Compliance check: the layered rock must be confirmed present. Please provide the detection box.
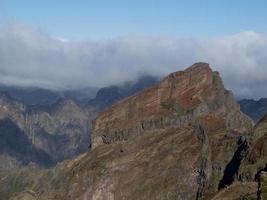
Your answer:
[92,63,252,149]
[0,63,255,200]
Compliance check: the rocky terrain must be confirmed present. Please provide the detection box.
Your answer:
[0,75,158,171]
[0,93,96,170]
[1,63,267,199]
[239,98,267,122]
[210,114,267,199]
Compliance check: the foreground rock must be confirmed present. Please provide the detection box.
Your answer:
[0,63,255,199]
[239,115,267,181]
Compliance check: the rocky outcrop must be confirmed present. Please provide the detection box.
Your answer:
[89,63,253,198]
[92,62,252,148]
[238,114,267,182]
[207,114,267,199]
[0,63,255,199]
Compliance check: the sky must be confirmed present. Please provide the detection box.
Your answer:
[1,0,267,40]
[0,0,267,98]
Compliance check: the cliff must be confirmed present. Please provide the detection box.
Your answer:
[92,63,252,149]
[0,63,256,200]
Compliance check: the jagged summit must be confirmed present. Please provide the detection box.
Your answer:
[0,63,256,200]
[184,61,210,71]
[92,62,252,149]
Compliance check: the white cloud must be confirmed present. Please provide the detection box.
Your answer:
[0,23,267,98]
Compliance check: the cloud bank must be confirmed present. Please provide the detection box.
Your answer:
[0,23,267,98]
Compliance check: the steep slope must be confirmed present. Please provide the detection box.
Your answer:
[208,115,267,200]
[0,94,95,170]
[0,75,158,170]
[0,118,53,169]
[239,98,267,122]
[90,62,253,198]
[92,63,252,149]
[0,63,254,200]
[239,115,267,180]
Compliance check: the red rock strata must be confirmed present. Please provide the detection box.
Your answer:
[92,63,252,149]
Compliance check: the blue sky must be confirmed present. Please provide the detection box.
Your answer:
[0,0,266,39]
[0,1,267,98]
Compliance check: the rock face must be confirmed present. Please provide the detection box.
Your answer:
[86,63,253,199]
[92,63,252,149]
[0,94,95,169]
[239,114,267,181]
[208,114,267,199]
[0,63,256,200]
[0,76,157,170]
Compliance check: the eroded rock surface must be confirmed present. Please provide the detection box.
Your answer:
[92,63,252,149]
[0,63,255,200]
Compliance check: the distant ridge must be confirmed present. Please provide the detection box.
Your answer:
[239,98,267,122]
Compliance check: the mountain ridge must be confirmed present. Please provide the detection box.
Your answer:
[0,94,94,170]
[239,98,267,122]
[0,62,262,200]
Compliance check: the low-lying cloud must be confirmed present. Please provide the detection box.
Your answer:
[0,23,267,99]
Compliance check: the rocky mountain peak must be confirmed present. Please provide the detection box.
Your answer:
[184,62,211,73]
[92,62,253,149]
[0,63,257,200]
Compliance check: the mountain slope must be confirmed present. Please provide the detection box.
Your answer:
[0,118,53,169]
[209,114,267,199]
[0,93,95,170]
[0,63,255,200]
[0,75,158,170]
